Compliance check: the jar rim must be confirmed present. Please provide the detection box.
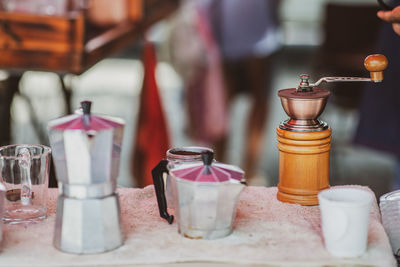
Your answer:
[166,146,213,161]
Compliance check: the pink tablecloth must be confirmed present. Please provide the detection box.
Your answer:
[0,185,396,266]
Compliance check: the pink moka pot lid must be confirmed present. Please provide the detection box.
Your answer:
[49,101,124,132]
[170,151,245,183]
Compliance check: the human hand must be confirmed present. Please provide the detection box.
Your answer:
[377,6,400,35]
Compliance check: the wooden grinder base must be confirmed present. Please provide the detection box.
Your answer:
[276,127,331,206]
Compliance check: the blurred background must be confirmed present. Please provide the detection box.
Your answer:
[0,0,398,198]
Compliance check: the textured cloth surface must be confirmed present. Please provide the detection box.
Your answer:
[0,186,396,267]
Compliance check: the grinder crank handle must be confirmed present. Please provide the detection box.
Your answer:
[306,54,388,89]
[364,54,388,82]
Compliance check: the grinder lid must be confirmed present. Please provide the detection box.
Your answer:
[278,74,330,100]
[278,88,330,100]
[48,100,124,132]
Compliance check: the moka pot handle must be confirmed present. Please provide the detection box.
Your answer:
[151,160,174,224]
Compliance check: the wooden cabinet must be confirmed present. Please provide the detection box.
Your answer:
[0,0,179,74]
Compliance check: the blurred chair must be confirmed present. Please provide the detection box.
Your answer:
[314,2,382,109]
[312,3,382,184]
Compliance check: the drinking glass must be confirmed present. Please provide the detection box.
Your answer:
[0,145,51,224]
[380,190,400,256]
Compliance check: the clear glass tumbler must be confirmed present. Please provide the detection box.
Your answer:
[0,144,51,224]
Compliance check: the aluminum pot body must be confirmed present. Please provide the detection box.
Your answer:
[53,193,123,254]
[169,164,244,239]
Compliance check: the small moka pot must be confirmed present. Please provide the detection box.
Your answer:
[48,101,125,254]
[277,54,388,205]
[152,151,246,239]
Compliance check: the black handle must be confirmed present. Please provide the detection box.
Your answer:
[81,101,92,115]
[201,151,214,175]
[151,160,174,224]
[81,101,92,127]
[377,0,395,10]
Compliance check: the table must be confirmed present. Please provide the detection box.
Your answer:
[0,185,396,266]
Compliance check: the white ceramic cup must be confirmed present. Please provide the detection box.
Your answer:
[318,188,373,258]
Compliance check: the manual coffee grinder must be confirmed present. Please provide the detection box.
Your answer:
[277,54,388,205]
[47,101,125,254]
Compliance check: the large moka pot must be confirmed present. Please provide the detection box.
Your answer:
[47,101,125,254]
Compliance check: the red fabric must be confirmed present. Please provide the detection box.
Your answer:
[132,41,170,187]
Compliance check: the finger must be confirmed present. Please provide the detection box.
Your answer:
[393,23,400,35]
[378,6,400,23]
[391,6,400,21]
[377,10,393,22]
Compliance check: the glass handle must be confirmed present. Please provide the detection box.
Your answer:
[17,147,33,206]
[151,160,174,224]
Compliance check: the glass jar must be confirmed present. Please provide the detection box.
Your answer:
[164,147,214,209]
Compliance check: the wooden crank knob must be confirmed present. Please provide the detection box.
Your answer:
[364,54,388,82]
